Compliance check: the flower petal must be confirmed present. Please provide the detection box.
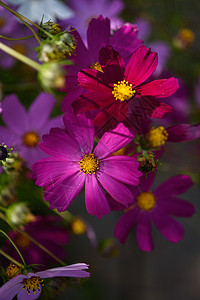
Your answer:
[17,286,41,300]
[136,213,154,252]
[98,171,134,206]
[63,112,94,154]
[36,263,89,278]
[94,123,134,159]
[2,94,29,134]
[28,92,55,131]
[85,174,110,218]
[167,123,200,142]
[114,207,140,244]
[159,196,195,217]
[101,156,141,185]
[125,45,158,86]
[138,78,179,98]
[0,275,25,300]
[78,68,112,91]
[154,175,193,198]
[152,210,185,243]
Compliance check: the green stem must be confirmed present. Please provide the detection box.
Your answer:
[0,230,26,266]
[0,206,7,212]
[0,1,53,39]
[0,249,23,268]
[0,42,41,71]
[0,35,34,41]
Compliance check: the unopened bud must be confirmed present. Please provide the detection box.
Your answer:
[38,21,62,40]
[138,154,159,174]
[6,202,36,227]
[38,62,66,91]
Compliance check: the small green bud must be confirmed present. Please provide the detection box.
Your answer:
[6,202,36,227]
[38,21,62,40]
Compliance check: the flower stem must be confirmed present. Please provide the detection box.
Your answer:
[0,35,34,41]
[0,229,26,266]
[0,41,41,71]
[0,206,7,212]
[0,249,23,268]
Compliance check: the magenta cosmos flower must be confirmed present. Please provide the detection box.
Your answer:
[0,92,63,167]
[32,112,142,218]
[114,173,195,252]
[4,216,69,268]
[72,45,179,131]
[61,15,143,111]
[0,263,89,300]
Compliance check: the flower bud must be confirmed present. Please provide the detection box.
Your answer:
[38,62,66,91]
[38,21,62,40]
[6,202,36,227]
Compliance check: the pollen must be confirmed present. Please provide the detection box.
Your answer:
[79,154,99,174]
[137,192,156,211]
[23,131,40,147]
[112,80,136,102]
[146,126,168,148]
[22,276,44,295]
[15,232,31,249]
[71,218,86,235]
[6,263,21,279]
[90,62,103,72]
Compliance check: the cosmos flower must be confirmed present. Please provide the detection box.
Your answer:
[0,92,63,167]
[0,263,89,300]
[61,15,143,112]
[6,0,74,23]
[72,45,179,131]
[60,0,124,42]
[114,173,195,252]
[32,112,142,218]
[3,216,69,268]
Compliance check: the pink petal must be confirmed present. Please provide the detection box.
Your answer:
[136,213,154,252]
[2,94,29,134]
[37,263,89,278]
[125,45,158,86]
[159,196,195,217]
[167,123,200,142]
[63,112,94,154]
[61,87,84,112]
[152,210,184,243]
[78,68,112,91]
[98,171,134,206]
[114,207,140,244]
[154,175,193,197]
[28,92,55,130]
[138,78,179,98]
[101,156,141,185]
[85,174,110,218]
[93,123,134,159]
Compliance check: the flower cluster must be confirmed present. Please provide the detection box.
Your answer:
[0,0,200,299]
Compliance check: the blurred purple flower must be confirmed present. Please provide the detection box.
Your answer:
[61,0,124,42]
[32,112,142,218]
[4,215,69,268]
[0,263,89,300]
[0,92,63,167]
[114,173,195,252]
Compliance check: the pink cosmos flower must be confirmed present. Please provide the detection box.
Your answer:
[61,15,143,111]
[72,45,179,132]
[114,173,195,252]
[4,216,69,268]
[32,112,142,218]
[0,92,63,167]
[0,263,89,300]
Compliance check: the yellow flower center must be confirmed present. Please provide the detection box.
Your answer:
[136,192,156,211]
[90,61,103,72]
[79,154,99,174]
[15,232,31,249]
[23,131,40,147]
[179,28,195,44]
[22,276,44,295]
[112,80,136,102]
[6,263,21,279]
[146,126,168,148]
[71,218,86,235]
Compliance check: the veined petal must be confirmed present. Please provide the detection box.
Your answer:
[78,68,111,91]
[136,213,154,252]
[2,94,29,134]
[138,78,179,98]
[114,208,140,244]
[152,210,185,243]
[125,46,158,86]
[0,275,25,300]
[94,123,134,159]
[85,174,110,218]
[63,112,94,154]
[154,175,193,197]
[167,123,200,142]
[101,156,141,185]
[36,263,89,278]
[98,171,134,206]
[28,92,55,131]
